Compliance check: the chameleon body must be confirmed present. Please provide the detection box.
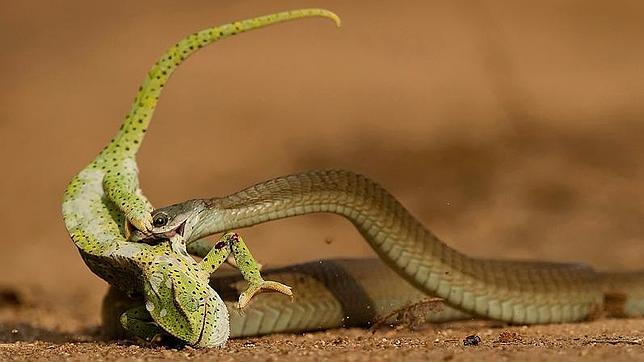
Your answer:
[62,9,340,347]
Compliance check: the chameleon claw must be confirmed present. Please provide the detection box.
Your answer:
[237,280,293,309]
[126,211,154,234]
[124,220,134,239]
[124,212,154,241]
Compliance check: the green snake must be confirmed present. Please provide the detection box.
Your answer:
[126,169,644,336]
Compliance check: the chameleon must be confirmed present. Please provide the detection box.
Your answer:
[62,9,341,347]
[129,169,644,330]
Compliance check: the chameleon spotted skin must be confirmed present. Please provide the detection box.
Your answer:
[117,232,289,347]
[61,9,340,347]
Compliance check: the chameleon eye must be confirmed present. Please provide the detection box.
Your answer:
[152,213,169,228]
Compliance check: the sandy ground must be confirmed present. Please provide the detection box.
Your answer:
[2,0,644,360]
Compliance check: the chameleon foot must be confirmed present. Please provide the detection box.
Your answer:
[123,207,154,240]
[102,167,154,234]
[126,209,154,234]
[237,280,293,309]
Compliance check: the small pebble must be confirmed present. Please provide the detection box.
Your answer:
[463,334,481,346]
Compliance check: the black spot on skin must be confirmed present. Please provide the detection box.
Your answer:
[214,241,226,249]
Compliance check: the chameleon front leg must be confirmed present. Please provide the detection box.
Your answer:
[187,238,261,270]
[101,159,154,234]
[198,232,292,309]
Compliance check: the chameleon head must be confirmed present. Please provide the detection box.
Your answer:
[141,251,230,347]
[129,199,207,243]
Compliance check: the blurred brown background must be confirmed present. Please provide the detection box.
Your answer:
[1,0,644,328]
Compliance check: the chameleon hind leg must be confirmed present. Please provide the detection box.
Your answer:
[198,232,292,309]
[101,286,165,342]
[119,305,166,341]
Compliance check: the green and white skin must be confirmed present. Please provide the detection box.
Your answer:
[62,9,341,348]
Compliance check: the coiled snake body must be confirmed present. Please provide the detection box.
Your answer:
[118,170,644,337]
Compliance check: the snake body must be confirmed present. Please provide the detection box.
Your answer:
[192,170,601,324]
[214,258,471,337]
[104,257,644,338]
[103,258,470,338]
[142,169,644,326]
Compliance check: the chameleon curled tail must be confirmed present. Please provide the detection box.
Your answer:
[107,8,341,160]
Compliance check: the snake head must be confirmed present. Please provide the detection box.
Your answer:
[129,199,207,244]
[142,251,230,347]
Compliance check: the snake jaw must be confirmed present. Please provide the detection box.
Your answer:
[159,220,187,240]
[176,221,186,238]
[126,217,189,245]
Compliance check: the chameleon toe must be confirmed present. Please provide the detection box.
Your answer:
[237,280,294,310]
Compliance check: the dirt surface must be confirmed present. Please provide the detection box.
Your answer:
[2,319,644,361]
[2,0,644,360]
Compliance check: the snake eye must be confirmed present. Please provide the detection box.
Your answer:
[152,213,169,228]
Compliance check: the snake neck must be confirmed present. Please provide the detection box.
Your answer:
[197,169,460,257]
[195,169,469,290]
